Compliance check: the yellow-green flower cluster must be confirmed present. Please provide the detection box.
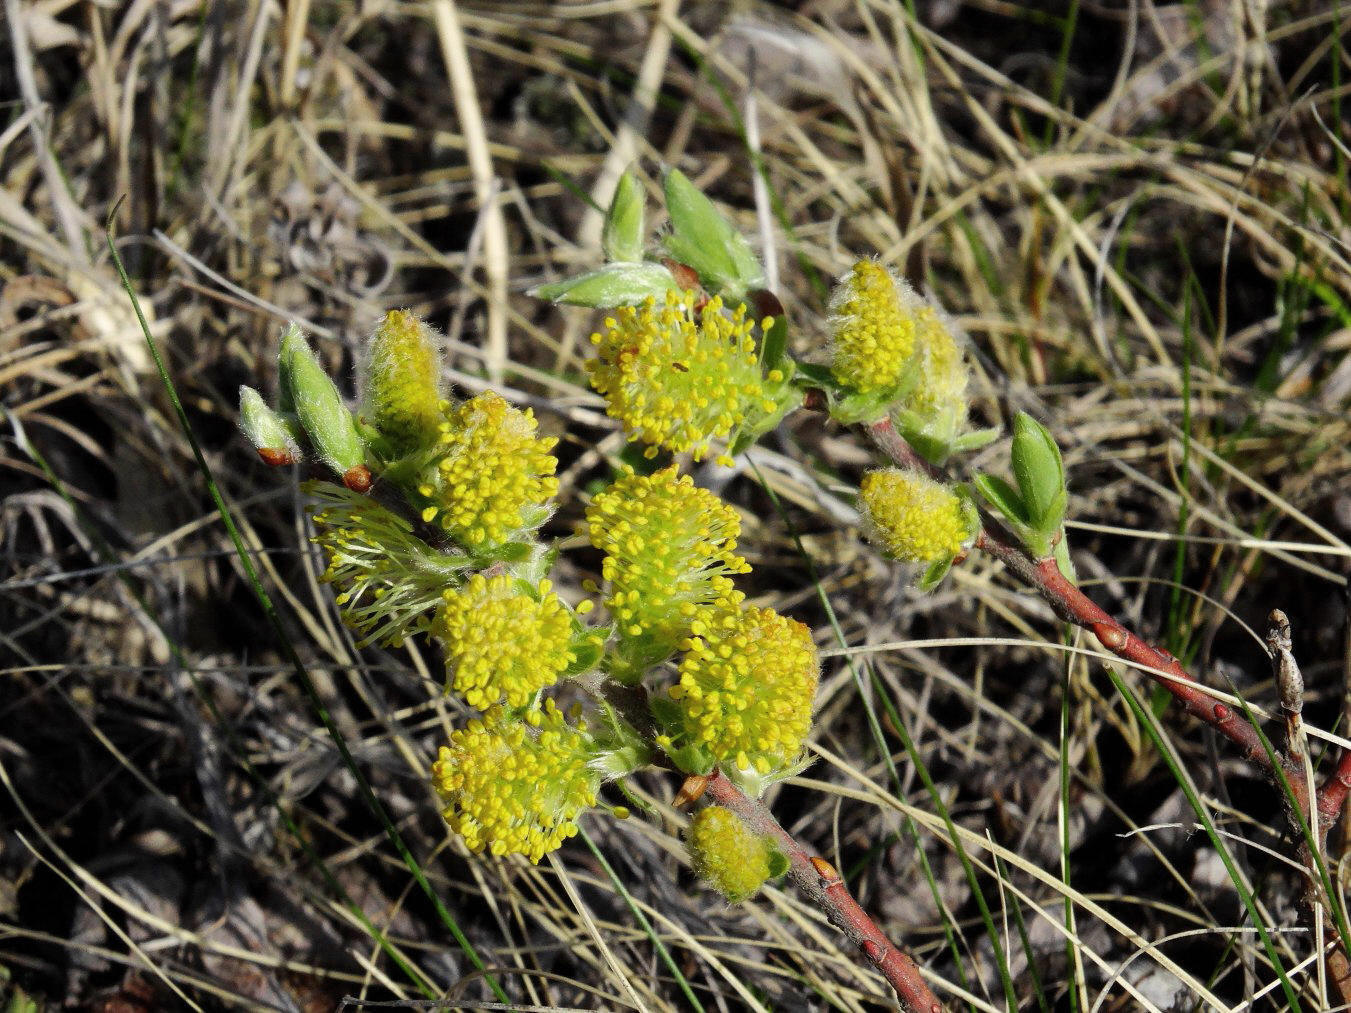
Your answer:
[668,605,818,774]
[686,805,777,903]
[906,305,968,431]
[310,482,465,647]
[587,289,778,465]
[860,468,971,564]
[431,701,598,863]
[438,574,574,710]
[363,309,444,455]
[829,260,922,395]
[415,391,559,551]
[587,465,750,653]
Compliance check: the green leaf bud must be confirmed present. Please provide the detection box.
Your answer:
[279,323,366,480]
[971,473,1028,527]
[686,805,783,903]
[1011,411,1066,536]
[239,385,301,466]
[662,169,764,297]
[602,171,646,263]
[530,263,680,309]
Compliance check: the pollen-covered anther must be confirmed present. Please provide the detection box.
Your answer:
[859,468,972,565]
[415,391,559,551]
[438,574,575,710]
[669,604,818,774]
[431,701,598,864]
[586,289,769,462]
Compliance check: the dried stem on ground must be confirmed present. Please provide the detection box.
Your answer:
[702,770,944,1013]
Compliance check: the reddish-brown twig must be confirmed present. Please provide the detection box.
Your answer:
[864,413,1351,999]
[864,416,1317,817]
[702,770,944,1012]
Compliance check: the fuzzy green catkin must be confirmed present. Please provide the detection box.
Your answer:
[686,806,777,902]
[363,310,444,456]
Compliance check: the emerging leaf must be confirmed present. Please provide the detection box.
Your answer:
[602,171,646,264]
[530,262,680,308]
[662,169,764,297]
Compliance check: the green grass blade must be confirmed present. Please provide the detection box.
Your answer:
[1105,667,1303,1010]
[7,415,435,998]
[579,828,706,1012]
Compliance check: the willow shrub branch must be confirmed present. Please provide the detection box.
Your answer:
[862,415,1333,823]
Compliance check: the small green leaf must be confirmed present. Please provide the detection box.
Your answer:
[918,557,954,592]
[648,699,716,774]
[529,262,679,308]
[760,312,789,374]
[951,426,1001,453]
[831,389,894,426]
[1011,411,1066,532]
[1052,529,1076,583]
[279,323,365,475]
[766,846,790,879]
[972,473,1029,526]
[662,169,764,296]
[479,540,533,565]
[727,375,800,456]
[792,361,837,388]
[591,743,652,779]
[831,355,920,426]
[565,627,608,676]
[602,171,646,263]
[512,541,560,587]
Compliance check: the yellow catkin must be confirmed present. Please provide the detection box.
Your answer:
[907,308,968,426]
[438,574,574,710]
[431,701,598,864]
[829,261,920,395]
[686,806,774,903]
[586,465,750,650]
[310,483,463,647]
[859,469,970,564]
[364,310,444,454]
[416,391,559,551]
[669,604,818,775]
[587,289,772,464]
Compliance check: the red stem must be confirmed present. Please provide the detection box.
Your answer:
[703,770,944,1012]
[1321,750,1351,828]
[865,417,1318,820]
